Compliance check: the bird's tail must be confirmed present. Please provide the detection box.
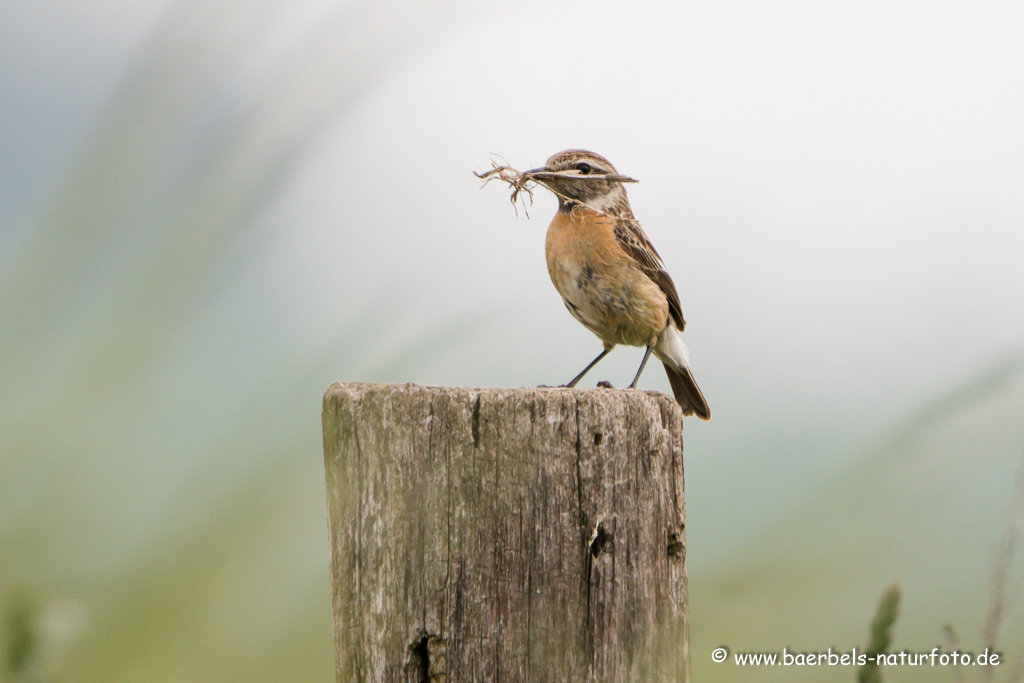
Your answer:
[664,362,712,421]
[655,324,712,421]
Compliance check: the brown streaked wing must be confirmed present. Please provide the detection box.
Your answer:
[614,219,686,331]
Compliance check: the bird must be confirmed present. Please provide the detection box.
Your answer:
[525,149,711,420]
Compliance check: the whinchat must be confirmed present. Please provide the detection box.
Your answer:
[487,149,711,420]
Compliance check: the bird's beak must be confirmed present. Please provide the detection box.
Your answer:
[523,167,639,185]
[523,167,565,185]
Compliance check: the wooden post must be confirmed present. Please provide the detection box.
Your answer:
[322,383,689,682]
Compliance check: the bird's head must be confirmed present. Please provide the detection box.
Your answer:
[526,150,637,213]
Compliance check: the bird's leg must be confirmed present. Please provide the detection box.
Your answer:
[628,345,654,389]
[563,348,611,388]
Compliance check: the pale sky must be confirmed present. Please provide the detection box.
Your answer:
[3,0,1023,566]
[278,0,1024,556]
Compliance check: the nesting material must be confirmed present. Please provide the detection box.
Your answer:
[474,163,536,213]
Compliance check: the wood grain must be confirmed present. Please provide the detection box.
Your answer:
[322,383,688,682]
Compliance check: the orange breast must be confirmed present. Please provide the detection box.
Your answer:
[544,208,668,348]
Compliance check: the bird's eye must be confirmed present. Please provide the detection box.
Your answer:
[576,162,592,174]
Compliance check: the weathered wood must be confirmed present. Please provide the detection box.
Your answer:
[322,383,688,682]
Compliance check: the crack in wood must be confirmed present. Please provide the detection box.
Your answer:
[589,522,612,559]
[409,632,433,683]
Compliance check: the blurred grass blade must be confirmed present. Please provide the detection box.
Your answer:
[858,582,900,683]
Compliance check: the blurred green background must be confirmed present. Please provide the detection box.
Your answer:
[2,1,1023,681]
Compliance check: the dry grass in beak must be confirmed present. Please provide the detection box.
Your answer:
[474,162,535,215]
